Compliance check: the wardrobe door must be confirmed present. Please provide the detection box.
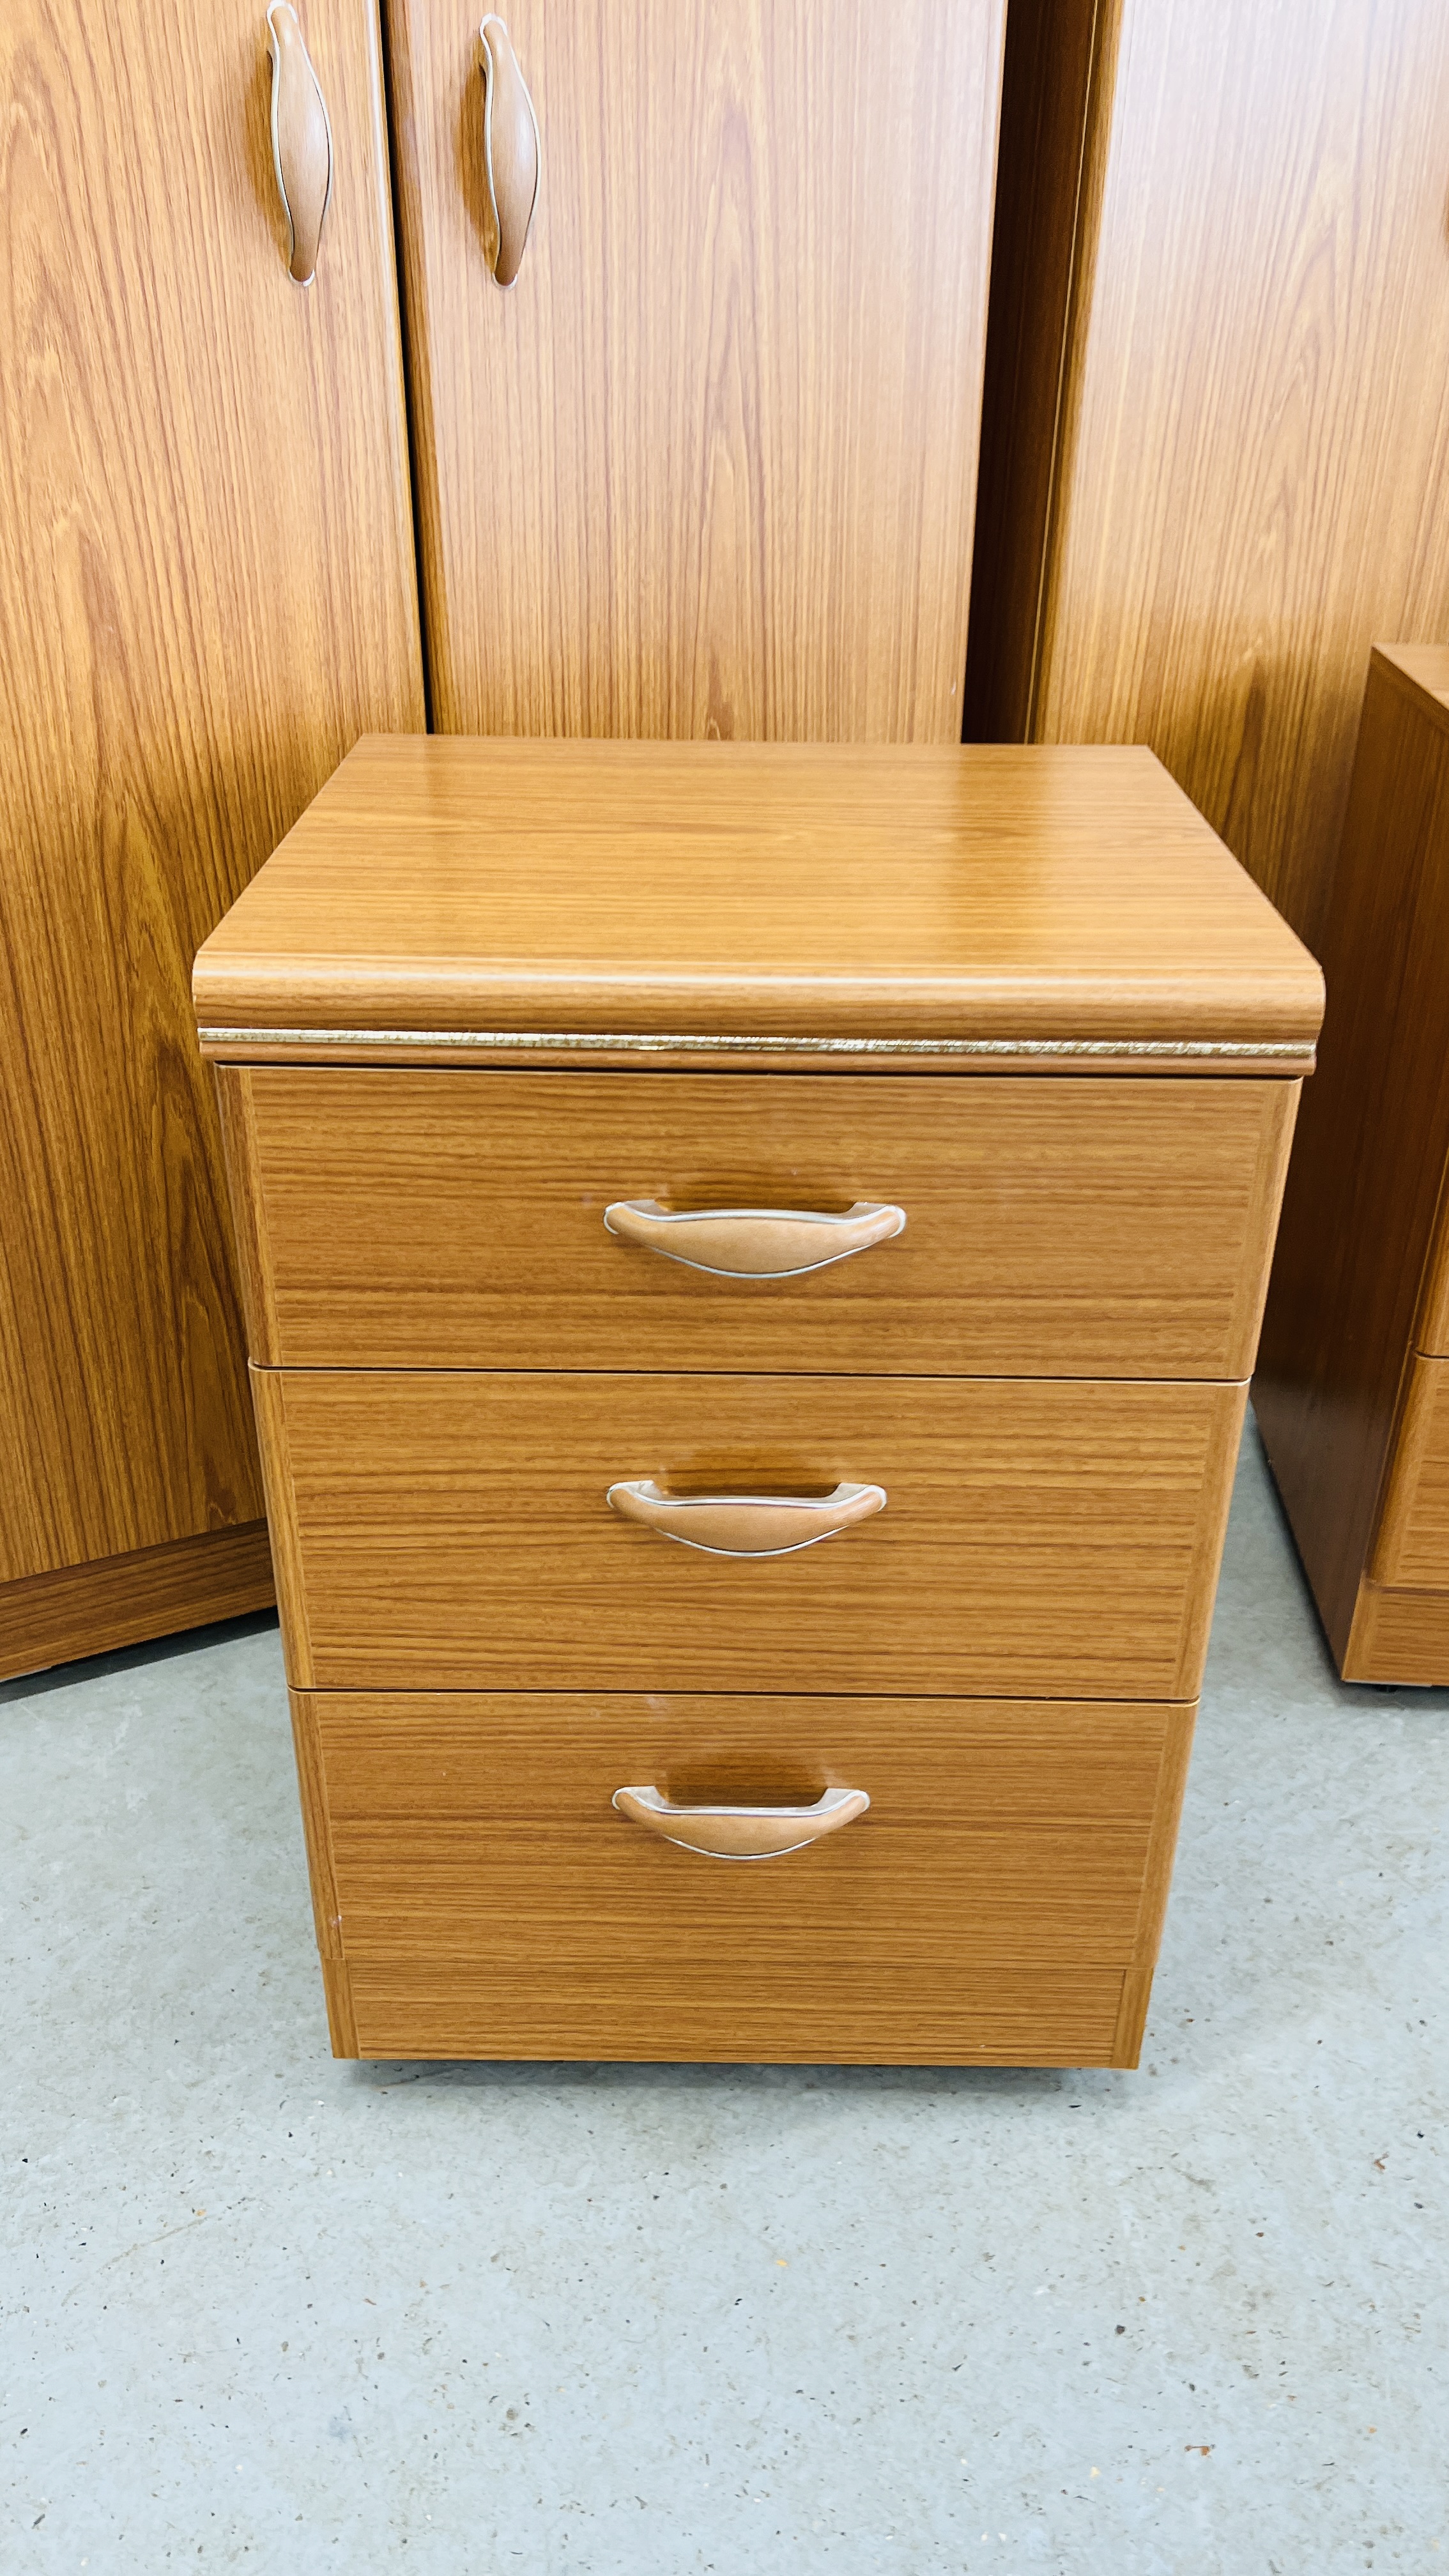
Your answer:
[965,0,1449,947]
[387,0,1006,742]
[0,3,424,1675]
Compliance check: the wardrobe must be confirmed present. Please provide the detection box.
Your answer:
[0,1,1006,1676]
[965,0,1449,949]
[0,1,423,1675]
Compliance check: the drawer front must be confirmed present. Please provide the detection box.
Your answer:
[224,1068,1295,1376]
[1370,1352,1449,1589]
[256,1369,1243,1698]
[302,1691,1193,2064]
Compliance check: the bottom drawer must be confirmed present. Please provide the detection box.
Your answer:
[295,1692,1195,2067]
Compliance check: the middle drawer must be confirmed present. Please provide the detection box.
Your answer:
[255,1369,1244,1699]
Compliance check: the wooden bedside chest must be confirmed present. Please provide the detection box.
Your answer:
[1256,647,1449,1682]
[194,739,1322,2067]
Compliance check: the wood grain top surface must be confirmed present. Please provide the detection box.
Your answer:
[194,737,1322,1054]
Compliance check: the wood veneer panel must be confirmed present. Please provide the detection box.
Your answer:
[1342,1579,1449,1687]
[1000,0,1449,947]
[0,1522,273,1682]
[344,1961,1125,2068]
[1368,1356,1449,1592]
[257,1370,1245,1700]
[313,1694,1177,1966]
[235,1068,1296,1379]
[0,4,424,1598]
[309,1687,1169,2062]
[385,0,1005,744]
[192,738,1323,1055]
[1255,649,1449,1666]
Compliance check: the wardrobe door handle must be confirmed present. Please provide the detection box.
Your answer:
[605,1479,886,1557]
[613,1784,870,1861]
[266,4,333,285]
[479,13,540,285]
[602,1200,907,1279]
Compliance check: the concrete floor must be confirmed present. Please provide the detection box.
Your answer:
[1,1414,1445,2574]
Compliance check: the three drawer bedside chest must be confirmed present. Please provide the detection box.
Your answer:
[1255,645,1449,1682]
[194,738,1322,2069]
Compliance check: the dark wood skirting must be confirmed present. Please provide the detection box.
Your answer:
[0,1521,275,1682]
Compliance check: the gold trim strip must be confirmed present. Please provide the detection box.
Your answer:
[197,1025,1310,1062]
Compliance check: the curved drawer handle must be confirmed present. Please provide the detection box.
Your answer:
[266,4,334,286]
[605,1478,885,1558]
[480,14,540,286]
[603,1200,907,1280]
[613,1784,870,1861]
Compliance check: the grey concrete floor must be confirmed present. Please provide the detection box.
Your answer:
[1,1413,1445,2575]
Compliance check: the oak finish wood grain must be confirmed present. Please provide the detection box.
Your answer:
[0,3,424,1646]
[227,1064,1298,1379]
[1255,648,1449,1673]
[254,1369,1245,1701]
[316,1693,1174,1963]
[385,0,1005,742]
[342,1958,1126,2068]
[0,1521,273,1682]
[192,738,1324,1054]
[303,1689,1192,2063]
[1368,1356,1449,1593]
[978,0,1449,947]
[1342,1580,1449,1687]
[206,743,1304,2062]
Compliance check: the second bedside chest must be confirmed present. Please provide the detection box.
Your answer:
[196,737,1322,2069]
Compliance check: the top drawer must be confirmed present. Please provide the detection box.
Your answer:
[219,1068,1295,1377]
